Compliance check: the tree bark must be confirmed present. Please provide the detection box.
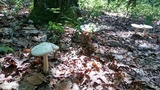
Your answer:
[29,0,80,24]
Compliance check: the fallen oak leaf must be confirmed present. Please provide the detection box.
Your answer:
[26,75,42,85]
[26,73,45,85]
[37,73,46,82]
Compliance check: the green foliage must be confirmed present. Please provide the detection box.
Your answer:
[59,6,81,25]
[29,2,34,10]
[130,3,160,24]
[48,21,65,33]
[79,0,160,24]
[48,34,59,43]
[79,0,127,13]
[47,21,65,43]
[0,44,14,54]
[74,17,84,30]
[2,0,33,10]
[29,0,80,24]
[106,1,127,13]
[79,0,107,10]
[50,8,60,13]
[12,0,23,9]
[146,0,160,7]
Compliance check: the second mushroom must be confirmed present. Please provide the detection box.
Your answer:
[131,24,153,36]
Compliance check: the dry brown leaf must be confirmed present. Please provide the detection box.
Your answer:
[54,79,72,90]
[23,49,31,53]
[26,73,45,85]
[92,61,100,71]
[31,57,43,66]
[108,60,118,71]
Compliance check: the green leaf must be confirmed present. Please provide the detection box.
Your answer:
[0,47,8,52]
[7,47,14,52]
[50,8,60,13]
[0,44,14,53]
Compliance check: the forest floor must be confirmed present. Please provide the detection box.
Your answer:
[0,8,160,90]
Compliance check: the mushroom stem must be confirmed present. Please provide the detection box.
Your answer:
[134,28,138,34]
[143,28,147,36]
[43,54,48,73]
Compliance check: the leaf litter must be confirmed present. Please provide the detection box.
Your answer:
[0,5,160,90]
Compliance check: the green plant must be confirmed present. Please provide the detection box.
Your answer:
[147,0,160,7]
[79,0,160,21]
[47,21,65,43]
[106,1,127,13]
[0,44,14,54]
[29,2,34,10]
[2,0,33,10]
[130,3,160,23]
[50,8,60,13]
[48,21,65,33]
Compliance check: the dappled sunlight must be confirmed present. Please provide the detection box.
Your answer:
[50,47,133,89]
[135,40,159,50]
[0,0,160,89]
[107,31,134,38]
[103,12,129,18]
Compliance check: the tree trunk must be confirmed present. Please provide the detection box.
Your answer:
[29,0,80,24]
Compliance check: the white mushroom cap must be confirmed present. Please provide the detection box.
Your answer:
[131,24,153,29]
[131,24,143,29]
[143,24,153,29]
[80,23,98,32]
[31,42,59,56]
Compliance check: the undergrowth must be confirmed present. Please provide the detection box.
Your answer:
[79,0,160,24]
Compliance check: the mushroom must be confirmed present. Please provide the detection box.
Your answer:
[142,24,153,36]
[80,23,97,42]
[131,24,143,34]
[131,24,153,36]
[31,42,59,73]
